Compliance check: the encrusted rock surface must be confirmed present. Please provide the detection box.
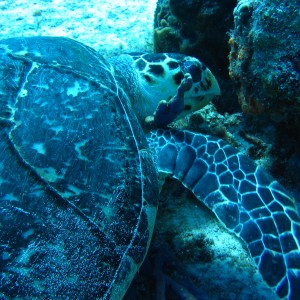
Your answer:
[229,0,300,116]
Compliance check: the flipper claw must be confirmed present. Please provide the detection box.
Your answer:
[144,74,193,129]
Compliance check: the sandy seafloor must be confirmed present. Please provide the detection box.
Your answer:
[0,0,156,56]
[0,1,280,299]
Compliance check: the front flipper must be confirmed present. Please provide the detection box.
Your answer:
[147,129,300,300]
[144,74,193,129]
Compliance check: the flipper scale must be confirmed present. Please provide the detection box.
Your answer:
[147,129,300,299]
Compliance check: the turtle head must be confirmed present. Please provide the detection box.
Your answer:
[131,53,220,119]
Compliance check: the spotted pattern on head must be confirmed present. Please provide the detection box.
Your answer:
[130,53,220,114]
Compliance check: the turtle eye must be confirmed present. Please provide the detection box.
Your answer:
[194,87,199,93]
[184,104,191,111]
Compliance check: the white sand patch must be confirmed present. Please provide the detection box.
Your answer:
[0,0,157,56]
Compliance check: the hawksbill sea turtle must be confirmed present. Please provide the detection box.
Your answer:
[0,36,299,300]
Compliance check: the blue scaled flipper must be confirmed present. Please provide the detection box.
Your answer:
[147,129,300,300]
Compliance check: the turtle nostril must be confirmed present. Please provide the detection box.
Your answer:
[194,87,199,93]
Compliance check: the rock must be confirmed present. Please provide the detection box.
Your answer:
[229,0,300,116]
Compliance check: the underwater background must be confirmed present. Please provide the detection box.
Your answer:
[1,0,299,299]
